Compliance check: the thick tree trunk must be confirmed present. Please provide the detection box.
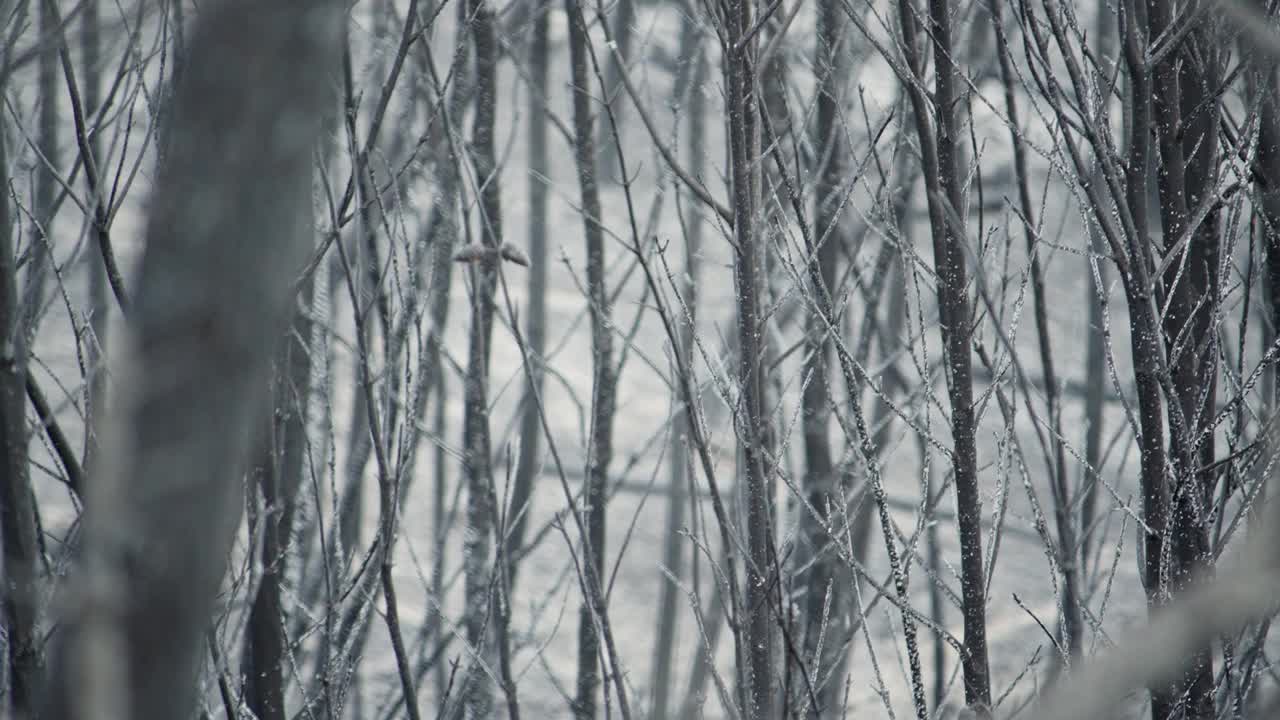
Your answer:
[1144,3,1217,715]
[41,2,342,717]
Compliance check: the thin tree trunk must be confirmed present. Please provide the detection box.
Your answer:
[1179,16,1223,513]
[384,8,472,709]
[800,1,850,712]
[461,0,502,715]
[1106,4,1188,716]
[652,20,706,719]
[1177,44,1222,656]
[1,10,65,710]
[565,4,617,717]
[1079,0,1115,582]
[432,371,451,702]
[421,5,471,704]
[722,1,775,716]
[896,0,991,711]
[1,3,57,708]
[243,300,314,720]
[24,0,56,339]
[508,0,550,595]
[0,78,41,720]
[1081,234,1108,574]
[81,0,109,479]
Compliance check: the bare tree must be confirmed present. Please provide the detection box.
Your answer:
[563,2,618,717]
[459,0,504,716]
[719,1,777,716]
[12,2,1280,719]
[896,0,992,711]
[508,0,551,595]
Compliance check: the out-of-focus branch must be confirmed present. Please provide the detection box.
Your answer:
[1033,498,1280,720]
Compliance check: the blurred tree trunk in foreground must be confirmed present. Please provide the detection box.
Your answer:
[40,1,342,718]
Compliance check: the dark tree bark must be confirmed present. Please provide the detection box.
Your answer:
[896,0,991,711]
[0,78,41,720]
[564,5,617,717]
[1020,0,1203,712]
[1143,3,1217,716]
[243,302,313,720]
[721,1,776,716]
[40,1,343,718]
[460,0,503,715]
[1,1,59,711]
